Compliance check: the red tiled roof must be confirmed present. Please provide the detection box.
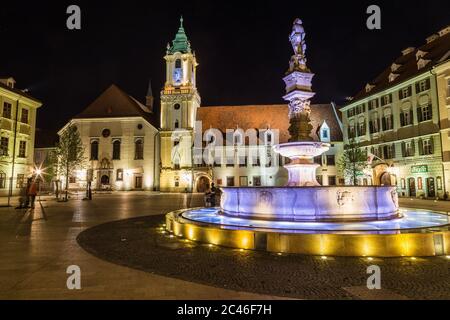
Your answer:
[196,104,343,143]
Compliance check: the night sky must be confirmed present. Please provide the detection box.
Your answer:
[1,1,449,132]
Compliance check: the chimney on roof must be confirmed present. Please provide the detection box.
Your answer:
[438,26,450,37]
[145,79,154,112]
[426,34,439,43]
[401,47,415,56]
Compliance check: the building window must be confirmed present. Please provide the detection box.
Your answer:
[380,94,392,106]
[175,59,182,68]
[226,176,235,186]
[0,137,8,156]
[16,174,25,188]
[316,175,323,185]
[90,141,99,160]
[174,103,180,110]
[2,102,12,119]
[253,176,261,186]
[382,113,393,131]
[417,177,423,190]
[400,109,412,126]
[357,120,366,136]
[402,140,415,157]
[239,176,248,186]
[422,138,433,155]
[368,99,378,110]
[251,157,260,167]
[401,178,406,189]
[18,141,26,158]
[383,144,395,159]
[447,79,450,97]
[135,139,144,160]
[415,78,430,93]
[0,171,6,188]
[265,132,272,145]
[112,140,121,160]
[314,156,322,165]
[348,125,356,138]
[369,118,380,134]
[174,119,179,128]
[326,155,335,166]
[399,86,412,99]
[437,177,442,190]
[21,108,29,124]
[347,108,355,117]
[328,176,336,186]
[174,176,179,187]
[69,176,76,184]
[417,104,432,122]
[116,169,123,181]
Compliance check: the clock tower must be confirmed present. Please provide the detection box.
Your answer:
[160,17,201,192]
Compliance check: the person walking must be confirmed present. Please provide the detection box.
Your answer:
[28,177,38,209]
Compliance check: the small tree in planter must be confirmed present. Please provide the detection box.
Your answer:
[338,138,368,186]
[55,125,86,201]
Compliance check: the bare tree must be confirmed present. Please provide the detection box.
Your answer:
[55,125,86,201]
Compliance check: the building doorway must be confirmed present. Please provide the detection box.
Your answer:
[100,175,109,185]
[408,178,416,197]
[380,172,392,186]
[427,177,436,198]
[135,175,143,189]
[196,176,210,193]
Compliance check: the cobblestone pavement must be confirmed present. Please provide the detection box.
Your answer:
[77,214,450,300]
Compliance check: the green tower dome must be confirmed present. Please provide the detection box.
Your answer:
[168,16,191,54]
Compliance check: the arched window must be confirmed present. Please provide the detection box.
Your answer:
[174,119,179,128]
[175,59,181,68]
[266,131,272,145]
[90,141,99,160]
[0,171,5,188]
[135,139,144,160]
[112,140,121,160]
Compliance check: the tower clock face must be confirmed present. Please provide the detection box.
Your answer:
[173,68,182,84]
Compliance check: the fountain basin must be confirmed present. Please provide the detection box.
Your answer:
[220,186,399,222]
[272,141,330,159]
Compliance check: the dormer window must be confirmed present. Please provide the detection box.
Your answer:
[417,58,430,70]
[319,121,331,142]
[391,63,400,72]
[365,83,375,93]
[388,73,399,83]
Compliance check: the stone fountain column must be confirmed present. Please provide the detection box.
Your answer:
[273,18,330,187]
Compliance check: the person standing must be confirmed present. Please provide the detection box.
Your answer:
[28,178,38,209]
[210,183,217,207]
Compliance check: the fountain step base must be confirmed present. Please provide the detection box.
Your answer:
[165,208,450,257]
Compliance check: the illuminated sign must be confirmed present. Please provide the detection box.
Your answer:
[411,165,428,174]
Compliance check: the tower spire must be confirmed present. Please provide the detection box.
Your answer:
[167,15,191,54]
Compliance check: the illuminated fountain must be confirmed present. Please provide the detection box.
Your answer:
[165,19,450,257]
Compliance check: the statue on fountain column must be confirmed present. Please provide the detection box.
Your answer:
[288,18,308,72]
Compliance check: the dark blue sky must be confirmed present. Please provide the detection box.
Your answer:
[1,0,449,131]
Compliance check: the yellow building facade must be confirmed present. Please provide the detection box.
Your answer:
[0,77,42,196]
